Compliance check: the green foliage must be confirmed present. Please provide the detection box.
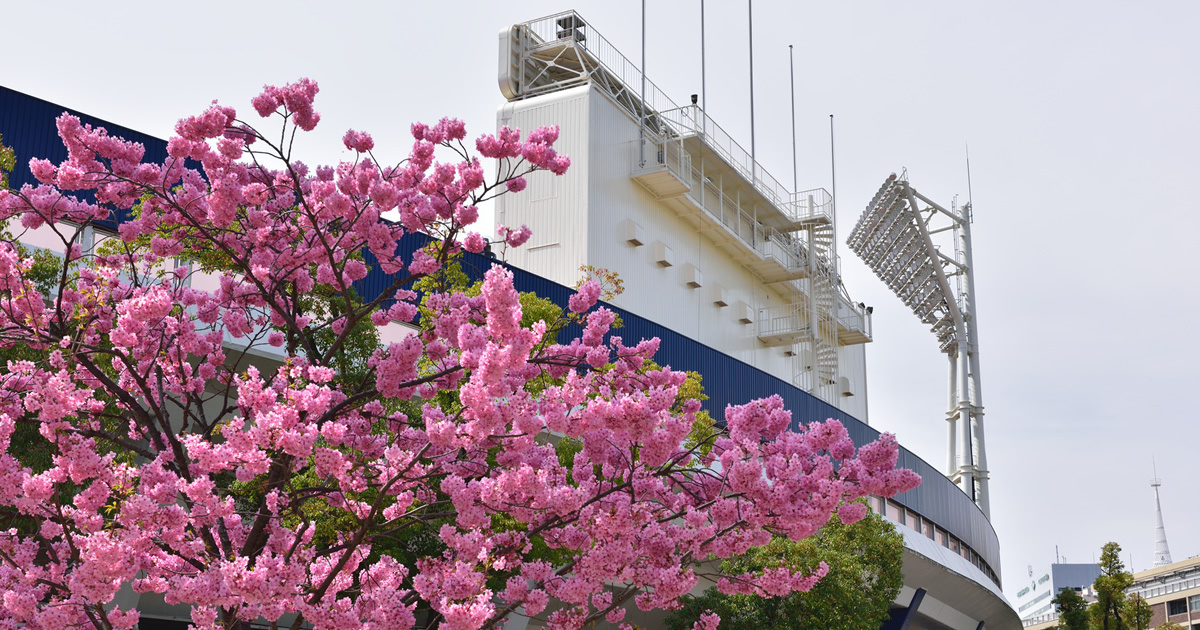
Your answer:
[302,281,381,386]
[0,210,67,477]
[1089,542,1136,630]
[574,264,624,302]
[1123,594,1153,630]
[519,291,563,342]
[676,368,716,459]
[665,504,904,630]
[0,133,15,189]
[1053,587,1091,630]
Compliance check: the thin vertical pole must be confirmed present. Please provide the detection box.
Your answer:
[701,0,706,111]
[829,114,838,276]
[947,353,958,477]
[960,158,989,518]
[789,44,797,192]
[748,0,756,167]
[639,0,646,167]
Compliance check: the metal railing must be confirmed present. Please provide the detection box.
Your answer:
[638,134,808,274]
[651,105,833,224]
[516,11,830,224]
[756,296,872,343]
[835,295,872,338]
[1021,612,1058,627]
[636,134,692,190]
[519,12,679,120]
[758,303,807,340]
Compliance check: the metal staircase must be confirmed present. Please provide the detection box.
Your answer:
[500,10,873,406]
[797,214,839,395]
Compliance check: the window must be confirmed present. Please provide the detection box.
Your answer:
[1167,599,1186,616]
[923,520,934,539]
[937,529,948,547]
[950,538,960,554]
[1190,595,1200,611]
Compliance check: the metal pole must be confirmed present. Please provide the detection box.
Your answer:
[639,0,646,168]
[748,0,756,167]
[789,45,797,191]
[701,0,706,111]
[961,198,988,517]
[962,145,989,516]
[947,353,958,477]
[829,114,838,277]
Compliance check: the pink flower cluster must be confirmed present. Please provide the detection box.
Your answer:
[0,78,919,630]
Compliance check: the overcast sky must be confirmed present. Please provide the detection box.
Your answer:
[4,0,1198,601]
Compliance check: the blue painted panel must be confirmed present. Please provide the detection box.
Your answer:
[0,86,176,230]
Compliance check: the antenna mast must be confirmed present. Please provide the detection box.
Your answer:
[1152,464,1173,567]
[789,45,797,191]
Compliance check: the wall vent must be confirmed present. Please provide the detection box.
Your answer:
[652,241,673,267]
[713,283,729,307]
[622,219,645,246]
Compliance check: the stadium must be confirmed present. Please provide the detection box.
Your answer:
[0,10,1018,629]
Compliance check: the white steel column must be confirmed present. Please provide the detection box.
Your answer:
[957,339,974,502]
[959,201,988,516]
[946,353,957,477]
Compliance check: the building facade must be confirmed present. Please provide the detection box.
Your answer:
[1013,563,1101,624]
[1024,556,1200,630]
[491,11,1017,630]
[1130,556,1200,630]
[0,9,1019,626]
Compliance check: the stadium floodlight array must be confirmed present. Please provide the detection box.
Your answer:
[847,173,990,518]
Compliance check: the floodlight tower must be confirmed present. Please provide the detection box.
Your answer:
[846,172,989,517]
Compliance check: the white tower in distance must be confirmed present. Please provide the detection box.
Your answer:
[1152,474,1173,567]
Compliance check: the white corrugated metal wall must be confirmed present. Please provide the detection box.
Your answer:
[495,85,592,285]
[497,84,864,397]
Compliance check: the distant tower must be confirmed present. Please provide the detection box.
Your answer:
[1152,475,1173,567]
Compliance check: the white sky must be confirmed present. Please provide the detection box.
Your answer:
[4,0,1198,601]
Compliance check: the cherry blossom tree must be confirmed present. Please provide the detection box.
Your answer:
[0,79,920,630]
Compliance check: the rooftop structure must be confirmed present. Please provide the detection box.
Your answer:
[497,11,869,409]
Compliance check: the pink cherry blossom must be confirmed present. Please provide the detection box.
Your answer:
[0,78,919,630]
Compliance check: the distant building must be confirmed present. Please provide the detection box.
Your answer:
[1027,555,1200,630]
[1014,563,1100,624]
[1130,555,1200,629]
